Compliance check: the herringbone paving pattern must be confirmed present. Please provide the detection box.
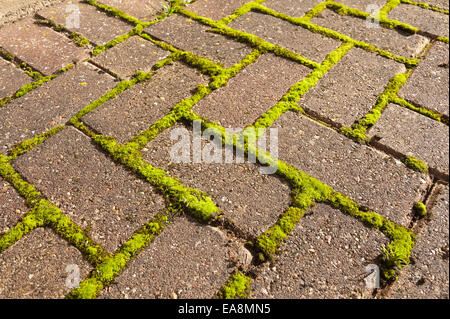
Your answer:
[0,0,448,299]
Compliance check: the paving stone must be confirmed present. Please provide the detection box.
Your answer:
[0,227,92,299]
[426,0,449,10]
[12,127,167,253]
[251,203,389,299]
[83,62,208,143]
[91,35,170,79]
[0,58,31,99]
[38,1,134,45]
[142,123,292,237]
[0,177,28,235]
[272,111,430,226]
[0,18,88,75]
[387,186,449,299]
[144,14,253,67]
[399,42,449,117]
[0,62,116,155]
[338,0,387,12]
[263,0,321,17]
[194,53,311,128]
[100,216,237,299]
[300,47,405,127]
[0,0,67,26]
[310,9,429,58]
[368,104,449,177]
[97,0,166,21]
[388,4,449,37]
[187,0,248,21]
[228,11,340,63]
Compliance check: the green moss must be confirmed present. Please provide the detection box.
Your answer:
[404,155,429,173]
[413,202,427,217]
[391,96,444,123]
[400,0,450,14]
[84,0,146,26]
[218,272,253,299]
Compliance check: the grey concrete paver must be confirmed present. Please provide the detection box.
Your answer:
[97,0,166,22]
[263,0,321,17]
[0,177,28,235]
[0,58,31,100]
[187,0,248,21]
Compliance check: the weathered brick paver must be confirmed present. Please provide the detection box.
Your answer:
[387,185,449,299]
[97,0,166,21]
[0,58,31,100]
[143,124,292,237]
[0,227,92,299]
[368,104,449,177]
[100,216,240,299]
[187,0,248,21]
[38,1,134,45]
[82,62,208,143]
[388,4,449,37]
[252,204,388,298]
[0,177,28,235]
[145,14,253,67]
[91,35,169,79]
[12,127,167,253]
[272,111,429,226]
[0,18,88,75]
[194,53,311,128]
[310,9,429,58]
[0,62,116,154]
[0,0,448,301]
[229,11,340,63]
[399,42,449,117]
[300,47,405,127]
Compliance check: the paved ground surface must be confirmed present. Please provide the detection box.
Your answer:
[0,0,448,299]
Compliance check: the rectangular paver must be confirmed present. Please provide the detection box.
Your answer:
[228,11,340,63]
[0,18,88,75]
[0,176,28,235]
[399,42,449,117]
[194,53,311,128]
[97,0,166,22]
[82,62,209,143]
[143,123,292,237]
[0,62,116,154]
[12,127,167,253]
[186,0,248,21]
[145,14,253,68]
[0,58,31,100]
[38,1,134,45]
[338,0,387,12]
[272,111,430,226]
[0,228,92,299]
[91,35,170,79]
[368,103,449,178]
[263,0,321,17]
[251,203,389,298]
[310,9,429,58]
[300,47,405,127]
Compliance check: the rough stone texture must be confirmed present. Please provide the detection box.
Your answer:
[97,0,167,22]
[0,227,92,299]
[426,0,449,10]
[338,0,387,12]
[145,14,253,67]
[399,42,449,117]
[12,127,167,253]
[251,204,389,299]
[272,111,429,226]
[194,53,311,128]
[0,58,31,99]
[0,177,28,235]
[91,36,170,79]
[0,62,116,155]
[368,104,449,177]
[100,216,236,299]
[300,47,405,127]
[142,123,292,237]
[310,9,429,58]
[263,0,321,17]
[0,0,67,26]
[387,185,449,299]
[0,18,88,75]
[82,62,209,143]
[228,11,340,63]
[388,4,449,37]
[187,0,248,21]
[38,1,134,45]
